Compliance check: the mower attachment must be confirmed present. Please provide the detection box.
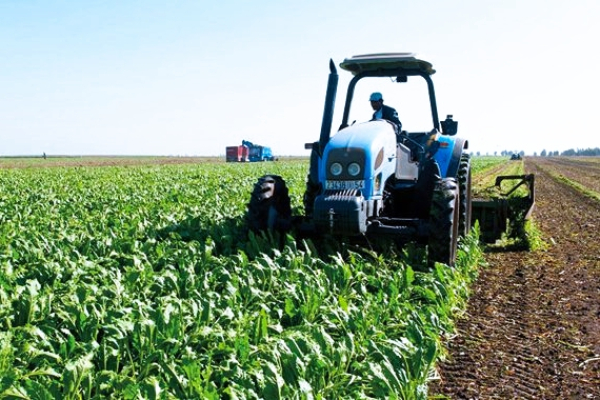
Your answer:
[472,174,535,243]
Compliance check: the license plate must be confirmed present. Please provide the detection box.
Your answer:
[325,180,365,190]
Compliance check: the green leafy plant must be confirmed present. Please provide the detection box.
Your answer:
[0,159,486,399]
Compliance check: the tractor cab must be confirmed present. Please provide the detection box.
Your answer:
[337,53,454,135]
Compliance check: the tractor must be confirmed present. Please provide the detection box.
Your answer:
[246,53,472,266]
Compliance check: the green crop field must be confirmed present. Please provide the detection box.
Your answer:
[0,158,489,399]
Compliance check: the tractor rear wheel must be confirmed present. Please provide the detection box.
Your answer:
[428,178,460,266]
[246,175,292,232]
[457,153,472,237]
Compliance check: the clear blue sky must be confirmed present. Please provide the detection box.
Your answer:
[1,0,599,156]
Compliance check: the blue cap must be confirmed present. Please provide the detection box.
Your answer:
[369,92,383,101]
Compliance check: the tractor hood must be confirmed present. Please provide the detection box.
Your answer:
[319,120,397,197]
[327,120,396,152]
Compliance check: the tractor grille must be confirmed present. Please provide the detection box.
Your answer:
[323,189,361,198]
[313,190,366,234]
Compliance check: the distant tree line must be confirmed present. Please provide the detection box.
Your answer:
[535,148,600,156]
[557,147,600,156]
[473,150,526,157]
[473,147,600,157]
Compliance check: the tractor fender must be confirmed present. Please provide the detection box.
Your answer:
[433,136,468,178]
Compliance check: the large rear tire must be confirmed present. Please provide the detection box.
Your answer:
[246,175,292,233]
[428,178,460,266]
[457,153,472,237]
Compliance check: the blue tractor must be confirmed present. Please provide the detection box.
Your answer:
[246,53,472,266]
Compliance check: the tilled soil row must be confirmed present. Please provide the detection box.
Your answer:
[532,157,600,194]
[430,158,600,399]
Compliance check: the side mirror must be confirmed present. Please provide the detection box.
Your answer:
[441,115,458,136]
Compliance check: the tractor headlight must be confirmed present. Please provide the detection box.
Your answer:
[348,162,361,176]
[330,162,343,176]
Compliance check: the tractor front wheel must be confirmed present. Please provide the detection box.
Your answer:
[246,175,292,233]
[428,178,460,266]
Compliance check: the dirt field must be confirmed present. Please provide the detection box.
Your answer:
[431,157,600,399]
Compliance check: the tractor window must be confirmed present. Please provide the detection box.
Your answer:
[347,76,433,133]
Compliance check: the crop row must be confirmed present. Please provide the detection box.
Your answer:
[0,159,486,399]
[471,157,528,198]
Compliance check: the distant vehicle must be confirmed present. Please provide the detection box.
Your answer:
[226,141,275,162]
[244,140,275,162]
[226,145,249,162]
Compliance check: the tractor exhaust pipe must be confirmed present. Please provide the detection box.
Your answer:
[319,59,338,155]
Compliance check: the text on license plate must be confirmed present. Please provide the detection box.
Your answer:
[325,180,365,190]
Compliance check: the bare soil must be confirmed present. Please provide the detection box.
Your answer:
[532,157,600,194]
[430,157,600,399]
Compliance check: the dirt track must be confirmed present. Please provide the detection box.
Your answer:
[431,157,600,399]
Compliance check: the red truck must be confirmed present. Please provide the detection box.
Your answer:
[226,145,249,162]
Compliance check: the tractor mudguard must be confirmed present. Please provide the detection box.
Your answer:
[433,136,468,178]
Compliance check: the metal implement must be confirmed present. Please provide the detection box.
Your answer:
[472,174,535,243]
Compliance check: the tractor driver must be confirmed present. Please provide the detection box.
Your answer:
[369,92,402,133]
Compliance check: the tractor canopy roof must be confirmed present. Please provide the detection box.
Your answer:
[339,53,435,76]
